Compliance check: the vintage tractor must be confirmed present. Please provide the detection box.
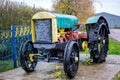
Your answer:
[19,12,110,79]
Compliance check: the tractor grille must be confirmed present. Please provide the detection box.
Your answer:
[35,19,52,43]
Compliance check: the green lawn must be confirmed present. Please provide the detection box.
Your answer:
[108,39,120,55]
[118,77,120,80]
[80,39,120,55]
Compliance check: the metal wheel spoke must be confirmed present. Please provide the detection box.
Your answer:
[88,17,109,63]
[30,62,35,69]
[67,63,76,71]
[64,41,79,78]
[20,40,38,72]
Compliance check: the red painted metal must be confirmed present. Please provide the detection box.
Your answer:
[71,31,87,39]
[58,30,87,43]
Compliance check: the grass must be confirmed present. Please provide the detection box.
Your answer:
[115,73,120,80]
[108,39,120,55]
[117,77,120,80]
[80,39,120,55]
[0,60,13,72]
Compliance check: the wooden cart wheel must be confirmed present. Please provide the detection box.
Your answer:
[20,40,38,72]
[64,41,79,79]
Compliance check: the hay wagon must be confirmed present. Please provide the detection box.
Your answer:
[20,12,110,79]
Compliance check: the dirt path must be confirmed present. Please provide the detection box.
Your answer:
[109,29,120,42]
[0,54,120,80]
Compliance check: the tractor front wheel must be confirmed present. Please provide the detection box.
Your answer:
[63,41,79,79]
[20,40,38,72]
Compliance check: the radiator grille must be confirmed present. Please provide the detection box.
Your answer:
[35,19,52,43]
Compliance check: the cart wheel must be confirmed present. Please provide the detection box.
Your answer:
[93,27,109,63]
[20,40,38,72]
[91,18,109,63]
[64,41,79,79]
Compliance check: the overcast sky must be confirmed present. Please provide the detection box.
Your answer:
[10,0,120,16]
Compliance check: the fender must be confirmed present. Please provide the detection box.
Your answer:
[86,16,110,34]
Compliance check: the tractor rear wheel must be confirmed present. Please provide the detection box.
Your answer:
[20,40,38,72]
[86,16,109,63]
[93,27,109,63]
[63,41,79,79]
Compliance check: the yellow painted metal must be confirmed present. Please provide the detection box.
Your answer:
[98,37,101,40]
[58,28,66,37]
[31,20,36,43]
[32,12,56,19]
[75,57,78,62]
[31,12,58,43]
[57,33,61,38]
[82,41,88,50]
[103,40,105,44]
[29,54,41,62]
[52,18,58,42]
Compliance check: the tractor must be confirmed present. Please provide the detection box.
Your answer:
[19,12,110,79]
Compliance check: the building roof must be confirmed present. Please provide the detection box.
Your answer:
[95,12,120,28]
[96,12,120,17]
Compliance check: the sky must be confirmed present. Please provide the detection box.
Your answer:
[93,0,120,16]
[10,0,120,16]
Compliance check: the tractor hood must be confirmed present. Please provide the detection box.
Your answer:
[32,12,78,29]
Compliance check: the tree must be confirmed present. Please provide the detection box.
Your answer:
[0,0,44,30]
[53,0,95,23]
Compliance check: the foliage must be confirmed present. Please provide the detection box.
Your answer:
[0,60,13,72]
[54,71,65,79]
[53,64,65,79]
[0,0,44,30]
[55,65,60,71]
[83,58,92,65]
[53,0,95,24]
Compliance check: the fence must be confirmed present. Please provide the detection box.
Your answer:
[0,25,31,72]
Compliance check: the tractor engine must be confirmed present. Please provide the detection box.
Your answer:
[58,28,87,43]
